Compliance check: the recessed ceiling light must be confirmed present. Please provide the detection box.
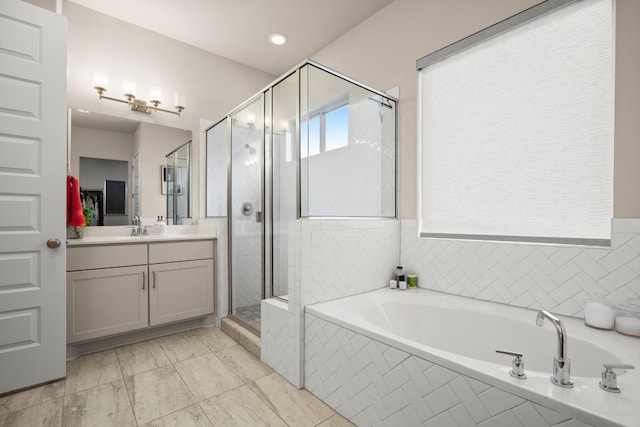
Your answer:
[269,33,287,45]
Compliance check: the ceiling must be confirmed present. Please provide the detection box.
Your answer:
[66,0,394,76]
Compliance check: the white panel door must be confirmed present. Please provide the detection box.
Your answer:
[0,1,67,394]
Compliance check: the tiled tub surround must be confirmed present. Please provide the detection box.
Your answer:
[262,219,400,387]
[305,289,640,426]
[401,219,640,318]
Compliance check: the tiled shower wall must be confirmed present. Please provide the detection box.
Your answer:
[401,219,640,317]
[230,127,262,311]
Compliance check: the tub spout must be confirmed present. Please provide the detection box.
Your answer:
[536,310,573,388]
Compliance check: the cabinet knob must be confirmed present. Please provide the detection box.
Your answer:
[46,238,61,249]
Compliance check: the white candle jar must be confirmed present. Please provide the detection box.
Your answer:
[583,296,615,330]
[615,299,640,337]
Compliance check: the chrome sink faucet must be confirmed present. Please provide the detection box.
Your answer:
[130,216,146,236]
[536,310,573,388]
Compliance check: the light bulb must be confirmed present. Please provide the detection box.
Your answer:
[174,93,186,108]
[269,33,287,45]
[123,80,136,97]
[150,86,162,102]
[93,72,108,89]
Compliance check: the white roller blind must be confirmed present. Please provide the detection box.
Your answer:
[418,0,613,245]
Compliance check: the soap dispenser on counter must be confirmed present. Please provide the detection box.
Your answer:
[156,216,167,236]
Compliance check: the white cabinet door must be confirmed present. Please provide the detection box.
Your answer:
[149,260,214,326]
[67,266,149,343]
[0,1,67,393]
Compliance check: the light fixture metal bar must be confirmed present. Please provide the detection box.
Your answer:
[94,86,184,116]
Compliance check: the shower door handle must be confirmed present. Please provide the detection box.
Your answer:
[255,211,262,223]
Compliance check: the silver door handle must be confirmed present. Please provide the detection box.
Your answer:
[142,271,146,290]
[152,271,156,289]
[241,202,253,216]
[46,238,61,248]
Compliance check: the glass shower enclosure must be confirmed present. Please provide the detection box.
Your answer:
[165,141,191,225]
[206,60,397,334]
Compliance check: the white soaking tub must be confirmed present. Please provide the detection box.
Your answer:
[304,288,640,426]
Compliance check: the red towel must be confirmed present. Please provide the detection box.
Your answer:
[67,175,86,226]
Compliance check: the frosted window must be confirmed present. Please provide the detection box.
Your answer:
[418,0,613,245]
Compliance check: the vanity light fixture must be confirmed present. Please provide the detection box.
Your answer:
[93,72,186,116]
[269,33,287,45]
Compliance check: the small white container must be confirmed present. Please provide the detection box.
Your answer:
[389,279,398,289]
[615,299,640,337]
[398,280,407,290]
[583,296,615,330]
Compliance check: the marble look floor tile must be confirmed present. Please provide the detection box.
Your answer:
[199,385,287,427]
[317,413,356,427]
[140,404,212,427]
[62,379,135,427]
[116,339,171,377]
[194,326,237,352]
[0,397,63,427]
[65,350,122,394]
[252,373,334,427]
[156,330,210,364]
[215,345,273,383]
[0,379,64,415]
[125,365,195,425]
[174,353,243,401]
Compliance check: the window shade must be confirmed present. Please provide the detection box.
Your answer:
[418,0,614,245]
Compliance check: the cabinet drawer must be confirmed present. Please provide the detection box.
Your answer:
[149,240,214,264]
[67,244,147,271]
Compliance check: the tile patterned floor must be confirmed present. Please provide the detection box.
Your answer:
[0,326,353,427]
[234,304,262,333]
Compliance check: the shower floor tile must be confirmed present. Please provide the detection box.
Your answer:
[234,304,262,332]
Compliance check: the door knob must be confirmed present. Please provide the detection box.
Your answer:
[46,238,61,248]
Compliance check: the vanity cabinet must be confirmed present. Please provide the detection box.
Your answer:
[66,244,148,343]
[66,266,148,342]
[66,239,215,344]
[148,241,214,326]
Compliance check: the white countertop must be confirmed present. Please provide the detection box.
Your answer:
[66,224,217,246]
[66,233,217,246]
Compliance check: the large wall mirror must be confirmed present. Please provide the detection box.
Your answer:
[69,109,192,225]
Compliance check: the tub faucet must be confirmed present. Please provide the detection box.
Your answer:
[536,310,573,388]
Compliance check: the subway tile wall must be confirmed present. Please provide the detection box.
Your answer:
[300,219,400,306]
[401,219,640,317]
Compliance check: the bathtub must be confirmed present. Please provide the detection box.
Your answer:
[304,288,640,427]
